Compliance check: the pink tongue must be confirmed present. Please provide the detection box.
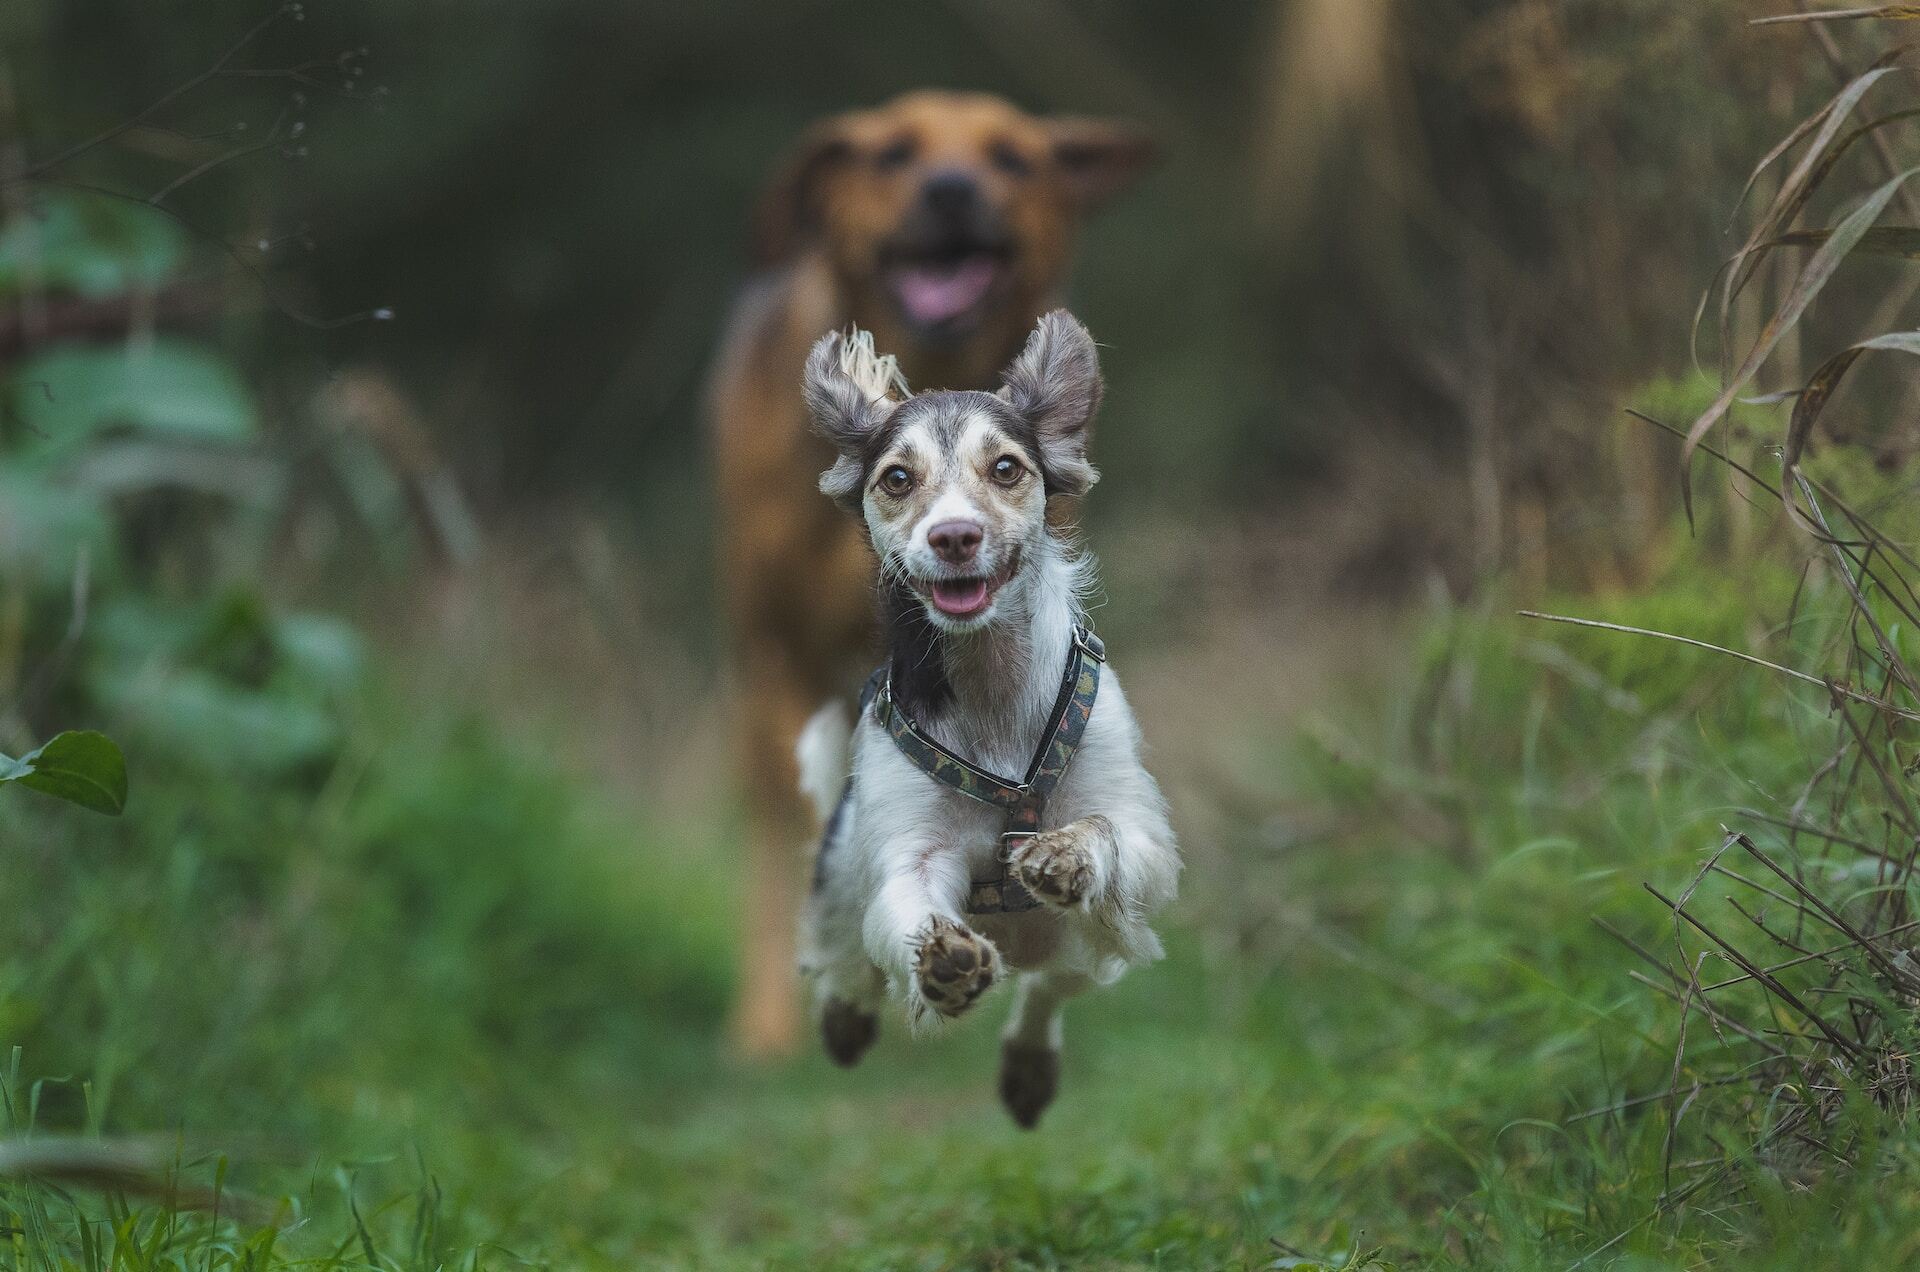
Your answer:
[894,256,997,324]
[931,578,990,616]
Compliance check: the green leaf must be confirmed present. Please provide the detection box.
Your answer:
[0,194,187,300]
[92,666,339,776]
[273,612,369,692]
[7,340,256,466]
[0,472,116,585]
[0,731,128,815]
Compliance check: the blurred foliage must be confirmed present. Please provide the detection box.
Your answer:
[0,185,366,777]
[0,0,1850,594]
[7,4,1920,1267]
[1,671,732,1267]
[11,340,254,460]
[0,197,183,298]
[13,541,1920,1266]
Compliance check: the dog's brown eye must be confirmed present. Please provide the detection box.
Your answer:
[878,465,914,496]
[874,137,916,172]
[989,141,1030,178]
[990,455,1024,486]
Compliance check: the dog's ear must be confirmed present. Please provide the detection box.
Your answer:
[998,310,1102,497]
[753,118,853,266]
[1045,117,1157,208]
[804,327,907,508]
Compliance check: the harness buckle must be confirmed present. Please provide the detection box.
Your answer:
[999,829,1036,863]
[1074,627,1106,663]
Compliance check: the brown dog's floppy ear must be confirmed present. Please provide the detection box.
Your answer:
[752,119,853,266]
[1046,116,1157,208]
[998,310,1102,497]
[804,328,908,508]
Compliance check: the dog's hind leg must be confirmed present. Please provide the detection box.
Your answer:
[998,971,1091,1129]
[728,647,825,1058]
[804,841,884,1068]
[814,959,885,1067]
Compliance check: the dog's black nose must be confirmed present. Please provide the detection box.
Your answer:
[927,520,983,565]
[921,169,980,217]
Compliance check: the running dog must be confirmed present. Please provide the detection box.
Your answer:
[709,91,1154,1056]
[794,310,1179,1128]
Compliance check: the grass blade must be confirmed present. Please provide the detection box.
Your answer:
[1754,6,1920,24]
[1683,164,1920,524]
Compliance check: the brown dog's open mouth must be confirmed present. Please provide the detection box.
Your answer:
[891,256,998,327]
[884,243,1010,330]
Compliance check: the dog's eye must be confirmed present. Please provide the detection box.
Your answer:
[990,455,1025,486]
[874,137,916,172]
[878,465,915,496]
[989,141,1030,178]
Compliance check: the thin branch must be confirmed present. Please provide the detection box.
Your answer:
[1645,883,1863,1058]
[1517,611,1920,721]
[4,6,291,186]
[39,178,388,332]
[147,137,281,207]
[1755,9,1920,25]
[1700,917,1920,991]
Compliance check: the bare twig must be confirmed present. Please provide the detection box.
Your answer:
[1517,611,1920,721]
[1645,882,1863,1058]
[3,6,291,187]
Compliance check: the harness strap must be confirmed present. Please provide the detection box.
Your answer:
[872,625,1104,914]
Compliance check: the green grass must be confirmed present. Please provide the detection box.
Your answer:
[5,546,1920,1269]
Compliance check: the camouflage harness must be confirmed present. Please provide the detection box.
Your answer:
[817,625,1105,915]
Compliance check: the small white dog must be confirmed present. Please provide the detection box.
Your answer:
[793,309,1180,1128]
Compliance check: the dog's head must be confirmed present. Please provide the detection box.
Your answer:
[803,310,1101,632]
[757,92,1152,348]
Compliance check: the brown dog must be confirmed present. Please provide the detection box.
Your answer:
[708,90,1153,1056]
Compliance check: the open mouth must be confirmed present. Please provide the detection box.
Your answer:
[883,241,1010,330]
[928,575,994,618]
[913,556,1017,621]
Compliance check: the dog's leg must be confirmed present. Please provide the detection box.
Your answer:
[815,960,885,1067]
[728,649,821,1059]
[864,860,1001,1024]
[806,886,887,1068]
[1006,815,1116,910]
[998,970,1092,1128]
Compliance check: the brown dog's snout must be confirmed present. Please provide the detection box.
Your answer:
[927,520,984,565]
[920,169,982,220]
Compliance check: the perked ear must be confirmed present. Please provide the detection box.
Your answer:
[804,328,908,508]
[998,310,1102,497]
[752,119,852,266]
[1046,116,1158,207]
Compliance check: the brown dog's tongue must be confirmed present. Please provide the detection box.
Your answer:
[894,257,997,325]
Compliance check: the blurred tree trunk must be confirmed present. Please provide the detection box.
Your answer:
[1255,0,1401,242]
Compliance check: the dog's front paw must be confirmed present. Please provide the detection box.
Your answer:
[913,917,1001,1019]
[1009,818,1104,908]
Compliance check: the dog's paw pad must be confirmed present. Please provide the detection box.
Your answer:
[998,1041,1061,1129]
[914,918,1000,1018]
[820,997,878,1068]
[1011,829,1095,908]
